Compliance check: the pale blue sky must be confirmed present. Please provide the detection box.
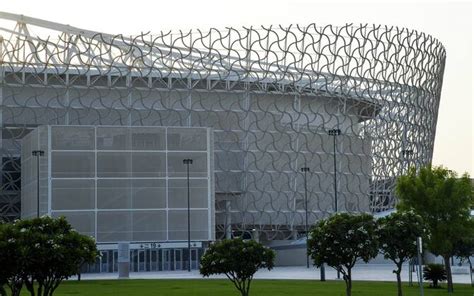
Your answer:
[1,0,473,175]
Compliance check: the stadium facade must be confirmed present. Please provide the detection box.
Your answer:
[0,12,445,271]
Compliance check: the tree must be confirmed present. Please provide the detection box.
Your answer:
[200,238,275,296]
[0,221,23,296]
[377,211,425,296]
[396,166,473,293]
[0,223,15,296]
[14,216,98,296]
[453,234,474,287]
[423,264,447,288]
[307,213,379,296]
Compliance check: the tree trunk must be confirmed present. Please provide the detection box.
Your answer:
[11,281,23,296]
[344,269,352,296]
[395,268,403,296]
[239,285,249,296]
[443,254,453,293]
[24,280,35,296]
[468,258,473,287]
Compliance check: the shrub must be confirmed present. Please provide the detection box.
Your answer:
[423,263,447,288]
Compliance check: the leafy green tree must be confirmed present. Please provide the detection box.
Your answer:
[200,238,275,296]
[0,221,23,296]
[377,211,425,296]
[396,166,473,293]
[15,216,98,296]
[453,234,474,287]
[423,264,447,288]
[307,213,379,296]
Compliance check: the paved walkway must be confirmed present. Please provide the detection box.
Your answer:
[73,264,472,284]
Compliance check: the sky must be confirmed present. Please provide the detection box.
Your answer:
[1,0,473,175]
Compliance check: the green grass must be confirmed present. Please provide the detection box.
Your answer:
[16,279,473,296]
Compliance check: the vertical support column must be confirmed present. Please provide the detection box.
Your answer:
[118,242,130,279]
[0,62,4,221]
[225,199,232,239]
[47,126,52,216]
[127,72,132,126]
[187,161,191,272]
[65,73,69,125]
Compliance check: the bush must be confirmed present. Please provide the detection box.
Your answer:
[423,264,447,288]
[200,238,275,296]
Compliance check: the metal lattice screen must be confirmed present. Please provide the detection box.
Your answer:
[0,13,445,240]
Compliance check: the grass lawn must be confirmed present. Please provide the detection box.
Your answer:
[17,279,473,296]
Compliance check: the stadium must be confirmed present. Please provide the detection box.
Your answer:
[0,12,445,272]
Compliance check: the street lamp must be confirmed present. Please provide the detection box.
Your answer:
[402,148,414,285]
[327,128,341,212]
[327,128,341,280]
[300,166,325,281]
[32,150,44,218]
[300,167,310,269]
[183,158,193,272]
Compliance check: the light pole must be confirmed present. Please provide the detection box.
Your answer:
[183,158,193,272]
[328,128,341,280]
[416,237,424,296]
[300,167,310,269]
[402,148,414,285]
[300,166,325,280]
[32,150,44,218]
[327,128,341,213]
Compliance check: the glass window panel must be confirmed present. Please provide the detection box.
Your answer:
[167,152,207,178]
[51,126,95,150]
[97,127,131,150]
[97,211,132,242]
[167,128,207,151]
[131,127,166,150]
[52,151,95,178]
[131,152,166,177]
[168,179,208,208]
[97,179,132,209]
[52,179,95,210]
[97,152,131,177]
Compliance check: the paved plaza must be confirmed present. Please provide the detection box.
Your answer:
[73,264,472,284]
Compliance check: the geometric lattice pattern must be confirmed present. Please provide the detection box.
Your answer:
[0,12,445,240]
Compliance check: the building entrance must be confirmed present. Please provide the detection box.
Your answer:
[83,247,204,273]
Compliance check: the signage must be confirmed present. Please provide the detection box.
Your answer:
[98,241,203,251]
[117,242,130,263]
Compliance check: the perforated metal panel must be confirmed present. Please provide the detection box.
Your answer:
[21,126,214,243]
[3,14,445,241]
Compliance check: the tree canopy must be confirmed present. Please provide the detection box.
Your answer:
[200,238,275,296]
[0,216,98,296]
[377,211,425,296]
[307,213,378,296]
[396,165,473,293]
[0,222,21,296]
